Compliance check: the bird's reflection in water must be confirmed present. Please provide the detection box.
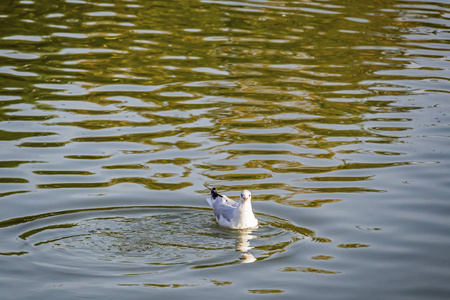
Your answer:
[235,228,257,263]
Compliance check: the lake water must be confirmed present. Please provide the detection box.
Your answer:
[0,0,449,299]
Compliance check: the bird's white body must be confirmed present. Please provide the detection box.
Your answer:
[206,189,258,229]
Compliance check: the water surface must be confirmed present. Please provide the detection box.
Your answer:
[0,0,449,299]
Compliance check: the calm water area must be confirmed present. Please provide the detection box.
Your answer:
[0,0,449,298]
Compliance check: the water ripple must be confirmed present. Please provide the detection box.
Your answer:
[0,206,314,267]
[1,0,450,297]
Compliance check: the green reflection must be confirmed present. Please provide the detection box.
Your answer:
[311,255,334,260]
[0,130,55,141]
[0,0,439,220]
[33,170,95,175]
[0,177,28,183]
[64,155,112,160]
[248,289,284,294]
[102,164,148,170]
[337,243,370,249]
[0,161,45,168]
[279,267,341,274]
[0,251,28,256]
[18,141,68,148]
[0,190,30,198]
[36,177,192,190]
[19,223,77,240]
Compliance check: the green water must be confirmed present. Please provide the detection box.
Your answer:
[0,0,449,298]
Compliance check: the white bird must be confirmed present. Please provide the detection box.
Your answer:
[205,185,258,229]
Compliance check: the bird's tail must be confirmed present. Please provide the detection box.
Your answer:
[204,184,222,199]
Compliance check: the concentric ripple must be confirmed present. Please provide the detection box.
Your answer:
[0,206,316,268]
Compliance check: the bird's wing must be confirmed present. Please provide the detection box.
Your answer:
[218,194,238,207]
[206,195,213,208]
[212,195,238,222]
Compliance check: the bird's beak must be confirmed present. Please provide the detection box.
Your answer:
[243,197,248,201]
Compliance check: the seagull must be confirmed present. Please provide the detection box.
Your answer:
[205,185,258,229]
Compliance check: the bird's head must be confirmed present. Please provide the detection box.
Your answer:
[241,190,252,202]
